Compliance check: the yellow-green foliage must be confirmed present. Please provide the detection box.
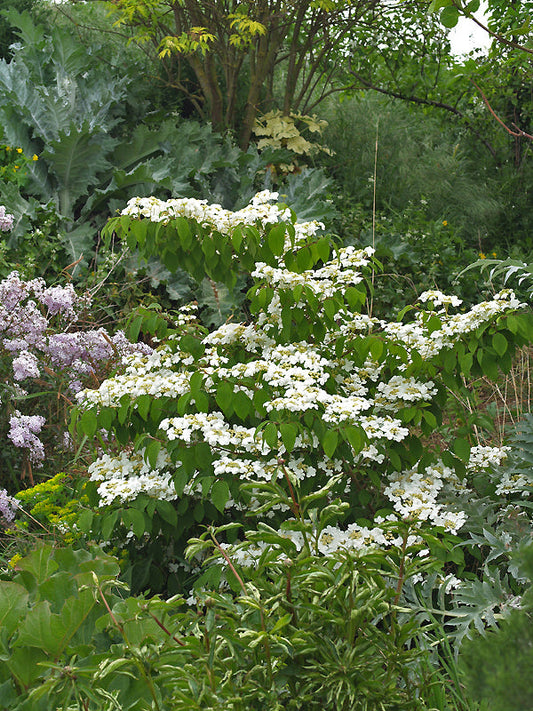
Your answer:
[15,473,87,542]
[253,110,332,156]
[159,26,216,58]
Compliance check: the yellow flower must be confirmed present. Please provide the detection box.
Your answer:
[32,154,38,161]
[14,165,19,170]
[8,553,22,569]
[442,220,448,226]
[5,146,11,151]
[491,251,497,258]
[16,147,23,154]
[479,252,486,259]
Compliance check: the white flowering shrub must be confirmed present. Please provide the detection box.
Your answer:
[75,191,533,609]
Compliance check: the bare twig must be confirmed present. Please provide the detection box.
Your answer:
[471,81,533,141]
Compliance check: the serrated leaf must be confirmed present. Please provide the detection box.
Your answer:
[453,438,471,463]
[216,381,234,416]
[146,439,162,469]
[136,394,151,421]
[264,422,278,449]
[156,500,177,527]
[322,429,338,459]
[234,390,252,419]
[211,480,230,513]
[267,223,286,256]
[279,422,297,453]
[0,583,30,636]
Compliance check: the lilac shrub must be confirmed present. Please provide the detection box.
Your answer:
[0,266,152,483]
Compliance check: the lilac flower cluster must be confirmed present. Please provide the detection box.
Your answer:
[8,412,46,464]
[1,271,152,467]
[0,488,18,522]
[0,206,14,232]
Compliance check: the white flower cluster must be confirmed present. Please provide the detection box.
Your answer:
[419,290,463,309]
[251,246,374,299]
[384,462,467,533]
[219,514,422,569]
[375,375,437,408]
[495,469,533,497]
[88,448,177,506]
[385,289,523,360]
[78,348,190,408]
[121,190,324,246]
[467,445,511,472]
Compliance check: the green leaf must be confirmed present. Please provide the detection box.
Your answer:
[253,389,270,417]
[156,500,177,527]
[479,351,499,380]
[234,391,252,419]
[492,332,508,357]
[136,394,151,421]
[465,0,480,13]
[279,423,297,454]
[122,508,146,538]
[194,391,209,413]
[17,546,58,582]
[453,438,471,463]
[0,582,30,635]
[344,425,363,453]
[231,226,243,251]
[264,422,278,449]
[15,601,65,657]
[180,334,205,359]
[322,429,338,459]
[195,442,213,469]
[267,223,286,256]
[145,439,162,469]
[79,409,98,438]
[216,381,234,416]
[211,480,230,513]
[369,338,384,360]
[97,406,115,431]
[173,469,189,496]
[423,410,438,428]
[189,370,204,395]
[77,510,94,535]
[324,298,337,320]
[429,0,452,11]
[176,216,193,249]
[101,510,119,540]
[316,237,330,263]
[440,5,460,27]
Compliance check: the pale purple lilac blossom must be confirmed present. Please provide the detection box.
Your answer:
[1,271,153,464]
[40,283,79,318]
[12,350,40,380]
[0,488,18,522]
[8,412,46,464]
[0,206,14,232]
